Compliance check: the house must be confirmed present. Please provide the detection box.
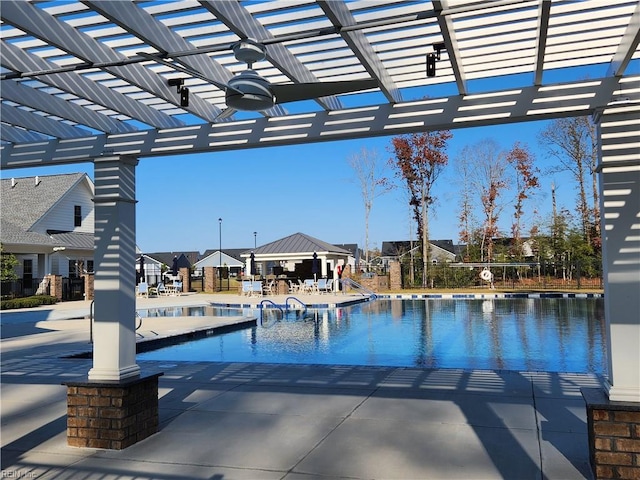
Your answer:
[144,252,196,282]
[193,250,246,277]
[1,173,95,297]
[380,239,458,268]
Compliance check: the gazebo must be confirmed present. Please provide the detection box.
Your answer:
[241,232,351,280]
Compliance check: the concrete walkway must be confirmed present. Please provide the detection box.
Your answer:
[1,293,599,479]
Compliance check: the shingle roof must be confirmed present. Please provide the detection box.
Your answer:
[1,173,87,230]
[252,232,350,255]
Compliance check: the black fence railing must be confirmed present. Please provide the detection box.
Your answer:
[1,277,85,301]
[398,261,603,290]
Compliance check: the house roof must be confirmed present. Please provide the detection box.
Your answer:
[1,173,88,231]
[381,240,456,257]
[194,251,245,269]
[145,252,196,268]
[247,233,351,256]
[202,248,250,263]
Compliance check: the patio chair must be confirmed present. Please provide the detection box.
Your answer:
[303,279,316,294]
[173,281,183,294]
[136,282,149,297]
[241,280,252,296]
[156,282,168,296]
[325,278,334,293]
[251,281,263,297]
[317,278,329,294]
[288,280,299,294]
[263,279,276,296]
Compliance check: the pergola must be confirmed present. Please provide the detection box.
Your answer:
[1,0,639,447]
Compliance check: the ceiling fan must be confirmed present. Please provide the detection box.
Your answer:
[140,38,378,120]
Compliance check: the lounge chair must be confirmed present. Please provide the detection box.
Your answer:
[252,281,263,297]
[155,282,168,296]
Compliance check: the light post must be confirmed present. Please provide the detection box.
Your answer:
[218,218,222,292]
[253,231,257,249]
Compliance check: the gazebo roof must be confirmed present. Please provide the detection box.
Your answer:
[245,232,351,256]
[1,1,638,168]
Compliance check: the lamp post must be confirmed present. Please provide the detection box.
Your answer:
[218,218,222,292]
[253,231,257,249]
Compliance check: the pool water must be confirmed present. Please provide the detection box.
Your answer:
[137,298,607,374]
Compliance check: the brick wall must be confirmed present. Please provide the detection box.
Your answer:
[583,388,640,479]
[83,273,94,300]
[64,373,162,450]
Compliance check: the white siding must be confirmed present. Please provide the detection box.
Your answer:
[32,180,95,234]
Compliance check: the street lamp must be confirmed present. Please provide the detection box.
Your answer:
[253,231,257,249]
[218,218,222,291]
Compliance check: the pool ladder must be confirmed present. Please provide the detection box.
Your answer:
[258,297,308,327]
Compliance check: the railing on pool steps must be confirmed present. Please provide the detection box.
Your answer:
[341,278,377,298]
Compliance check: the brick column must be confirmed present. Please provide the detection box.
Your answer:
[389,261,402,290]
[48,274,63,300]
[83,273,94,300]
[204,267,216,293]
[64,373,162,449]
[179,267,189,293]
[582,388,640,479]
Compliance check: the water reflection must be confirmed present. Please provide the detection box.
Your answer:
[138,299,607,374]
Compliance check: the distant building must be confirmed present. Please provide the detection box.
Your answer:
[380,240,458,268]
[1,173,95,297]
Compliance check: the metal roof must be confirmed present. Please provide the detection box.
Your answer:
[1,1,638,169]
[247,232,351,255]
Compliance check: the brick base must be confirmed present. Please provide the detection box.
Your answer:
[582,388,640,480]
[63,372,163,449]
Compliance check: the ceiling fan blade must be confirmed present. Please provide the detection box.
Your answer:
[271,78,378,104]
[137,52,242,95]
[213,107,237,122]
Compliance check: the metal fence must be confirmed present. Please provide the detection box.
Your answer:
[1,277,85,301]
[399,260,603,290]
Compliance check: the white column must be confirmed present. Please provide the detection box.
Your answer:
[88,155,140,381]
[598,107,640,402]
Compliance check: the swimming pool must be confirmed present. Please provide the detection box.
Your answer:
[137,298,607,374]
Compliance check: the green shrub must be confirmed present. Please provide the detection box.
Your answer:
[1,295,58,310]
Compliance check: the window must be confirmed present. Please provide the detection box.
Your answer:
[74,205,81,227]
[86,260,94,273]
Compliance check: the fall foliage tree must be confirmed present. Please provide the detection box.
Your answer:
[390,130,452,287]
[506,142,540,260]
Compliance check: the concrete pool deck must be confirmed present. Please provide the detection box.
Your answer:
[2,293,601,479]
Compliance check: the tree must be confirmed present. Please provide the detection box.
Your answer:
[390,130,452,287]
[455,152,478,261]
[1,245,19,281]
[456,139,510,263]
[347,147,391,267]
[539,116,599,247]
[506,142,540,260]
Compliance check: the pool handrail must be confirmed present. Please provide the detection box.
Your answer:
[284,296,307,312]
[341,278,377,299]
[258,299,284,327]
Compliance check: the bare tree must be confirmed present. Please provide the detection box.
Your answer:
[539,116,598,246]
[457,139,510,262]
[347,147,391,267]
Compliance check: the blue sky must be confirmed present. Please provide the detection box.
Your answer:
[4,62,622,255]
[3,119,576,254]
